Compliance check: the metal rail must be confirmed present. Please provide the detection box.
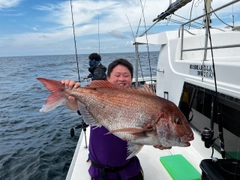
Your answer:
[179,0,240,60]
[182,44,240,52]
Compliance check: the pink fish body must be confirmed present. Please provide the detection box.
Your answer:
[37,78,194,159]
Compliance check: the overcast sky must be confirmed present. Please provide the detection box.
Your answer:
[0,0,239,57]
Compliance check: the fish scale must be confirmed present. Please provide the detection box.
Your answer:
[73,88,154,128]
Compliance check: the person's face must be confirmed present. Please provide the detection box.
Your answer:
[107,64,132,88]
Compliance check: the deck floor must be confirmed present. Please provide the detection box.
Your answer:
[66,128,217,180]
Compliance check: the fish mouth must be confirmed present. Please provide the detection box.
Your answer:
[183,141,191,147]
[180,134,194,147]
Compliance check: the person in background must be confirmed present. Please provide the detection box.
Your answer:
[62,58,171,180]
[86,53,107,81]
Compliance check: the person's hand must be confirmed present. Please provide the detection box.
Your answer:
[154,145,172,150]
[61,79,80,110]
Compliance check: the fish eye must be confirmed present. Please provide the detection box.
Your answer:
[174,117,182,125]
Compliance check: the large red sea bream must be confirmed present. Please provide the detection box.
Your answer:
[37,78,194,159]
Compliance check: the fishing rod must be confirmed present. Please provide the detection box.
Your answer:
[139,0,154,84]
[126,14,144,86]
[69,0,81,83]
[201,0,225,159]
[70,111,89,138]
[98,15,101,55]
[69,0,88,148]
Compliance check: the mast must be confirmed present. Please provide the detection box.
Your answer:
[202,0,212,66]
[203,0,212,28]
[134,44,139,87]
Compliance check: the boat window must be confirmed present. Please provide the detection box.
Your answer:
[179,82,240,159]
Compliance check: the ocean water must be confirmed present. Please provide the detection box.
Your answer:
[0,51,158,180]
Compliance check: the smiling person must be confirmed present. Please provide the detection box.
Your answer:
[62,58,171,180]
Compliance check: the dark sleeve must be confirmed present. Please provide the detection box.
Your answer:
[88,67,94,73]
[87,74,93,78]
[100,64,107,72]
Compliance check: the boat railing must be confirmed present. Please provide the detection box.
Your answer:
[181,44,240,53]
[179,0,240,60]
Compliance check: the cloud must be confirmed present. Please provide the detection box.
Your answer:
[0,0,21,9]
[1,0,239,56]
[108,30,128,39]
[34,1,120,27]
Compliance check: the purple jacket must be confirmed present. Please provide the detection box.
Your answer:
[88,126,141,179]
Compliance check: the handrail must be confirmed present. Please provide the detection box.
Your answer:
[179,0,240,60]
[182,44,240,52]
[178,0,240,35]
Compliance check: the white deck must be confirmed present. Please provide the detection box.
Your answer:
[66,127,220,180]
[66,129,91,180]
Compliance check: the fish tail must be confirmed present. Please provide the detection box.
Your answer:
[37,78,67,112]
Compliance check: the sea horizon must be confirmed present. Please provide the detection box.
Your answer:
[0,50,159,58]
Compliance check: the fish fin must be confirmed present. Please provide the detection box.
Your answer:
[85,80,116,89]
[142,83,156,95]
[40,98,67,112]
[105,127,151,135]
[78,102,102,127]
[86,80,156,96]
[127,143,143,159]
[37,78,67,112]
